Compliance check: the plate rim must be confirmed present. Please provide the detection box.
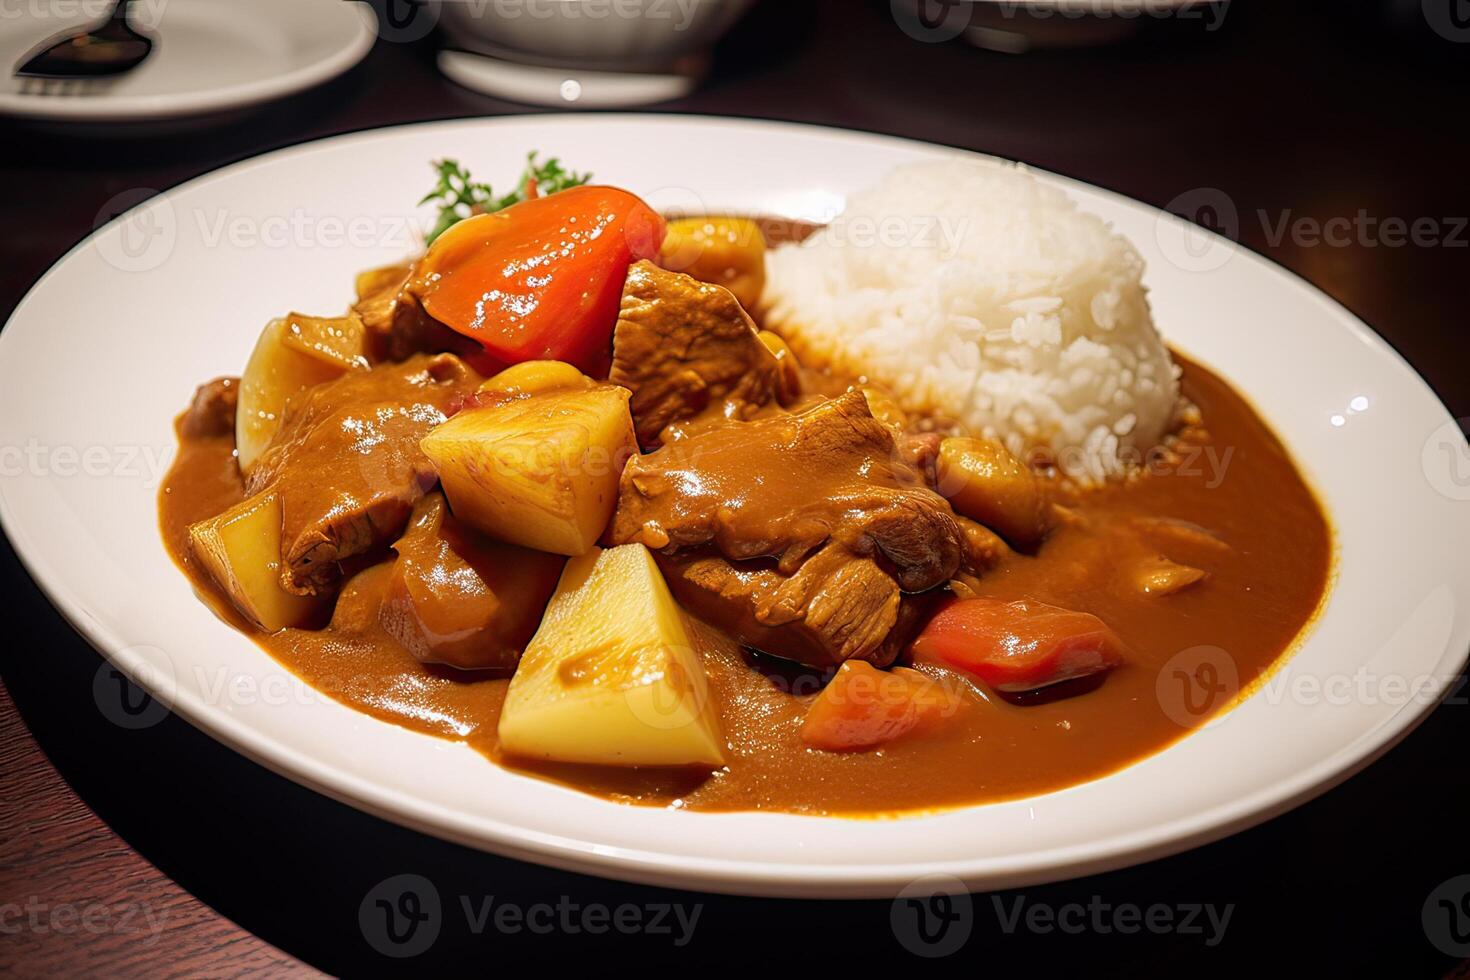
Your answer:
[1,113,1466,898]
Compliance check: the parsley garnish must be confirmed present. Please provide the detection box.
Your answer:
[420,152,593,245]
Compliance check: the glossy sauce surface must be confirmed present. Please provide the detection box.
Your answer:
[159,353,1332,816]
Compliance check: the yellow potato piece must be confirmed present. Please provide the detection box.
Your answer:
[278,312,369,373]
[659,216,766,311]
[420,384,636,556]
[936,436,1053,547]
[499,544,726,768]
[236,314,364,473]
[188,491,322,632]
[476,360,591,400]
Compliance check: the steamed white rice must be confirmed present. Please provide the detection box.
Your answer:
[760,158,1180,482]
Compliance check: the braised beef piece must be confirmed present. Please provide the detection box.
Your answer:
[354,263,478,364]
[380,493,564,672]
[610,260,793,449]
[180,376,239,438]
[610,390,964,666]
[661,546,937,668]
[246,353,480,595]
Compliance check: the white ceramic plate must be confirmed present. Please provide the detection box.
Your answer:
[0,0,376,122]
[2,116,1467,898]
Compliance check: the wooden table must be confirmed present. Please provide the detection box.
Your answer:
[3,1,1467,973]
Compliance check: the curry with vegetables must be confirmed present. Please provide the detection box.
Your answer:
[159,156,1332,815]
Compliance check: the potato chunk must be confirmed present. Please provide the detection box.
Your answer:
[236,313,365,472]
[476,359,591,400]
[936,436,1053,547]
[278,311,369,373]
[420,383,636,556]
[188,491,323,632]
[498,544,726,768]
[1130,556,1208,597]
[658,216,766,311]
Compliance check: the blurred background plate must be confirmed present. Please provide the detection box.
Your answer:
[0,0,377,122]
[434,0,755,106]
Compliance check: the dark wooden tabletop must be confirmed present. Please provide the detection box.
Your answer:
[2,1,1467,974]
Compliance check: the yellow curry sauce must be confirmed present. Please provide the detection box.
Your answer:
[159,352,1331,816]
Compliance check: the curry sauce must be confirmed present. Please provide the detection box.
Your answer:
[159,353,1331,816]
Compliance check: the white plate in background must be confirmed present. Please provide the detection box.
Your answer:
[0,115,1466,897]
[0,0,376,122]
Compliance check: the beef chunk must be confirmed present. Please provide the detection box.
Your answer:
[662,545,936,668]
[246,353,480,595]
[613,390,963,588]
[180,376,239,438]
[610,390,964,667]
[610,260,792,449]
[354,263,476,364]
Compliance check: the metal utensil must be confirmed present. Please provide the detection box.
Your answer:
[14,0,153,79]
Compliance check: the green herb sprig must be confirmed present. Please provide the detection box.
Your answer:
[420,152,593,245]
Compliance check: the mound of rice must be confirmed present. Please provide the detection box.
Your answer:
[760,158,1180,482]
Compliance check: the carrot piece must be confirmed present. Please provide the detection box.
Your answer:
[909,598,1123,693]
[800,661,965,752]
[416,185,665,375]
